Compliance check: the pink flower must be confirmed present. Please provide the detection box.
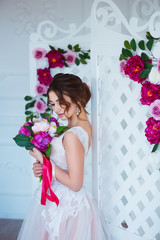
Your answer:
[35,84,48,96]
[33,48,47,60]
[123,55,146,83]
[37,68,52,86]
[31,132,52,151]
[32,119,50,133]
[157,59,160,73]
[140,81,160,105]
[50,117,59,127]
[64,51,76,65]
[120,59,127,73]
[150,100,160,120]
[45,50,64,68]
[18,122,32,137]
[35,100,47,113]
[145,117,160,144]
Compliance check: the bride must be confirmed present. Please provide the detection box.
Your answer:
[18,73,111,240]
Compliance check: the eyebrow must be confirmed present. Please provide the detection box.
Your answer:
[48,99,59,103]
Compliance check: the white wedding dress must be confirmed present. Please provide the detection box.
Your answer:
[18,126,111,240]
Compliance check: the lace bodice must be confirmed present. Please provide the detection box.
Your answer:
[49,126,89,170]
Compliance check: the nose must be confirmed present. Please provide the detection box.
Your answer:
[54,102,61,113]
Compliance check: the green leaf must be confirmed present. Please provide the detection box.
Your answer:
[138,40,145,50]
[25,111,33,115]
[25,100,36,110]
[83,52,90,59]
[80,59,87,64]
[141,52,149,61]
[119,54,125,60]
[58,48,66,54]
[68,44,72,50]
[44,144,52,157]
[124,40,131,49]
[79,53,86,59]
[24,96,32,101]
[75,58,80,66]
[13,134,31,147]
[144,62,153,69]
[26,116,31,122]
[139,68,151,78]
[122,48,133,57]
[152,143,159,152]
[74,44,81,52]
[146,32,153,40]
[42,94,47,97]
[25,143,35,150]
[146,39,154,51]
[56,126,69,135]
[39,176,42,182]
[130,39,136,51]
[49,45,55,50]
[47,114,51,122]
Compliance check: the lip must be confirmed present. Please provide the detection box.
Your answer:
[58,113,64,117]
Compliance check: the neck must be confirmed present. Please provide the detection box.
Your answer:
[68,109,88,128]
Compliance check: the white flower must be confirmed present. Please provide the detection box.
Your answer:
[37,57,49,69]
[48,122,57,137]
[32,119,50,133]
[148,67,160,84]
[148,151,160,170]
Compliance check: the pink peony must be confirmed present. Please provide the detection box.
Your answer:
[120,59,127,73]
[157,59,160,73]
[33,48,47,60]
[35,83,48,96]
[45,50,64,68]
[50,117,59,127]
[32,119,50,133]
[31,132,52,151]
[63,51,76,65]
[18,122,32,137]
[123,55,146,83]
[35,100,47,113]
[37,68,53,86]
[140,81,160,105]
[145,117,160,144]
[150,100,160,120]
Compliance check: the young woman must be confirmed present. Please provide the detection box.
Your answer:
[18,73,111,240]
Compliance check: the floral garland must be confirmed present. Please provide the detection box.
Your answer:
[25,44,90,121]
[120,32,160,154]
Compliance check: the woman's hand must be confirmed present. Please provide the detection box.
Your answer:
[32,160,43,178]
[29,147,43,164]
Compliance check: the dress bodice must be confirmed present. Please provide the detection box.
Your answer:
[49,126,89,170]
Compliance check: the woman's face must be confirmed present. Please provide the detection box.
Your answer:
[48,91,77,120]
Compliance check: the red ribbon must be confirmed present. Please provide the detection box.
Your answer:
[41,155,59,206]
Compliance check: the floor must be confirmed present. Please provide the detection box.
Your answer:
[0,219,23,240]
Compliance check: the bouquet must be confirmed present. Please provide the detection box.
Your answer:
[13,114,69,205]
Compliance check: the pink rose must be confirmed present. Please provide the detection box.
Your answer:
[18,122,32,137]
[145,117,160,144]
[124,55,146,83]
[35,84,48,96]
[120,59,127,73]
[33,48,47,60]
[37,68,52,86]
[31,132,52,151]
[150,100,160,120]
[45,50,64,68]
[35,100,47,113]
[140,81,160,105]
[64,51,76,65]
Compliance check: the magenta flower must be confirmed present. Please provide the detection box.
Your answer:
[35,84,48,96]
[50,117,60,127]
[31,132,52,151]
[145,117,160,144]
[35,100,47,113]
[150,100,160,120]
[64,51,76,65]
[157,59,160,73]
[123,55,146,83]
[33,48,47,60]
[37,68,53,86]
[120,59,127,73]
[45,50,64,68]
[18,122,32,137]
[140,81,160,105]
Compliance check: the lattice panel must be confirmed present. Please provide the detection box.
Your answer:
[98,55,160,239]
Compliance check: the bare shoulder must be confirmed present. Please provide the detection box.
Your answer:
[62,131,84,151]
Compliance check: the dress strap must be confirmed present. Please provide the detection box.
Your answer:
[62,126,89,155]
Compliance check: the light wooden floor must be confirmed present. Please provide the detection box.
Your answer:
[0,219,23,240]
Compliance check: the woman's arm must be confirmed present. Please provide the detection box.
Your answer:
[30,132,85,192]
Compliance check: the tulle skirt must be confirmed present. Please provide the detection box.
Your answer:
[18,181,111,240]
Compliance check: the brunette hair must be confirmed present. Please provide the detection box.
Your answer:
[47,73,91,118]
